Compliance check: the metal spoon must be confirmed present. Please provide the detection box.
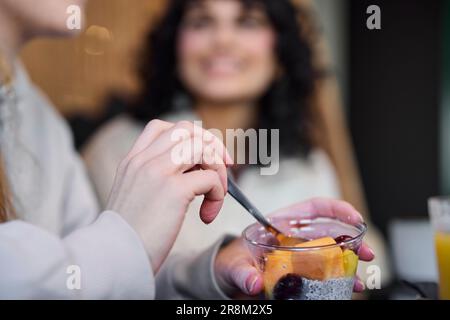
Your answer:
[226,176,307,244]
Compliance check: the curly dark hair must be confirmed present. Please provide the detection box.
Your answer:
[130,0,320,157]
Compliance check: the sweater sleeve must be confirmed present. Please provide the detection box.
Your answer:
[155,236,235,300]
[0,211,154,300]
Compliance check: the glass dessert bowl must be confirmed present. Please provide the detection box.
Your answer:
[243,216,367,300]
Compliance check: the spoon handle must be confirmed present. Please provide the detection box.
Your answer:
[227,177,283,235]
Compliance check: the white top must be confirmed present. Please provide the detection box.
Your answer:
[0,64,150,299]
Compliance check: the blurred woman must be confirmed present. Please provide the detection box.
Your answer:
[84,0,390,295]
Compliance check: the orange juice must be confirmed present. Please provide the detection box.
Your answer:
[435,231,450,300]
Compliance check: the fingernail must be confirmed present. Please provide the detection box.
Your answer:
[357,279,365,291]
[368,247,375,257]
[245,275,258,294]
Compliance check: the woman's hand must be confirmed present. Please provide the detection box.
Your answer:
[214,198,375,297]
[107,120,232,272]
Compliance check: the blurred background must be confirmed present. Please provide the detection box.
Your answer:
[19,0,450,299]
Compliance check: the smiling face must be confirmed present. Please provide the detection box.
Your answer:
[177,0,279,105]
[0,0,87,37]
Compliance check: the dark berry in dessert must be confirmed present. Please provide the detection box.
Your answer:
[334,235,353,244]
[290,221,310,229]
[273,273,303,300]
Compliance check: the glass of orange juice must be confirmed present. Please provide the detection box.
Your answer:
[428,197,450,300]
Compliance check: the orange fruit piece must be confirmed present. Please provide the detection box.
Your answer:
[263,237,346,298]
[264,251,293,299]
[291,237,345,281]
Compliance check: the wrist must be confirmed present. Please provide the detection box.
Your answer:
[215,257,237,296]
[214,239,241,297]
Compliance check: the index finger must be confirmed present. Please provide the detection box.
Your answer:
[126,119,175,159]
[268,198,364,226]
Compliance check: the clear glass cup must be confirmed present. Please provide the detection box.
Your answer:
[243,215,367,300]
[428,196,450,300]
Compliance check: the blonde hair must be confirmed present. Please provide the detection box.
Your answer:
[0,51,16,223]
[0,157,15,223]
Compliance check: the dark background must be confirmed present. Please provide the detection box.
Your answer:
[349,0,443,236]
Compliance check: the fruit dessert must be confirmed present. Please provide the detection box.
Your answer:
[263,236,359,300]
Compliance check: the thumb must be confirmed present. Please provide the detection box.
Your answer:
[229,263,264,296]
